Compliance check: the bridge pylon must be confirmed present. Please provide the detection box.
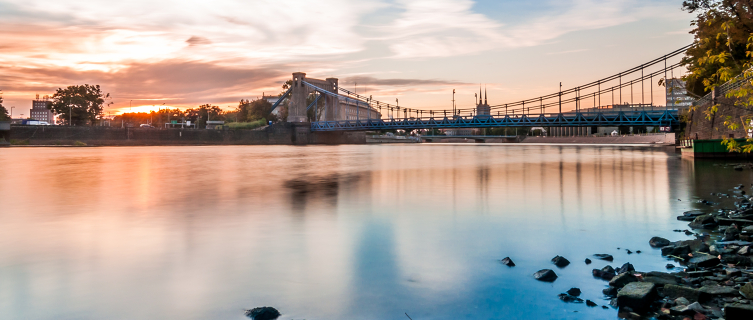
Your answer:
[288,72,340,122]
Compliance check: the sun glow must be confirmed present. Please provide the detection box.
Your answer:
[112,105,179,115]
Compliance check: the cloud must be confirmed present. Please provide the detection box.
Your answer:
[342,75,468,87]
[186,36,212,46]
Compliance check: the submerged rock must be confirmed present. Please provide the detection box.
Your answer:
[551,255,570,268]
[593,254,614,262]
[533,269,557,282]
[245,307,281,320]
[500,257,515,267]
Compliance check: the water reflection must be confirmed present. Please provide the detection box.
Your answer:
[0,145,736,319]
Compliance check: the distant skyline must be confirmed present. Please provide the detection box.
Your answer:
[0,0,693,115]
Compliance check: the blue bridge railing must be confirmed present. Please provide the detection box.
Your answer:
[311,110,679,131]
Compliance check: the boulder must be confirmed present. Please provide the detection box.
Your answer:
[662,245,691,257]
[721,254,753,266]
[674,297,690,306]
[689,214,717,229]
[558,293,583,303]
[609,272,638,288]
[500,257,515,267]
[566,288,581,296]
[724,303,753,320]
[726,268,742,277]
[740,282,753,299]
[603,286,618,297]
[584,258,592,264]
[700,285,738,296]
[586,300,597,307]
[688,254,720,268]
[616,282,656,312]
[245,307,281,320]
[551,255,570,268]
[616,263,635,274]
[643,271,678,286]
[738,246,751,255]
[710,245,735,255]
[533,269,557,282]
[593,254,614,261]
[650,237,671,248]
[593,269,615,280]
[670,301,705,315]
[663,284,703,302]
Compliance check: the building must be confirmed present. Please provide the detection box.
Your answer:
[262,93,283,116]
[476,87,490,116]
[30,95,55,124]
[666,78,694,108]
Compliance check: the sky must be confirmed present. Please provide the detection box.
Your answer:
[0,0,694,115]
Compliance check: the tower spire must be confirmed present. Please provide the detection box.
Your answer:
[484,85,487,105]
[479,85,482,106]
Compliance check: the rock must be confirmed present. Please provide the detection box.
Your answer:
[616,282,656,312]
[566,288,581,296]
[635,250,641,253]
[675,297,690,306]
[725,225,741,241]
[643,271,678,286]
[594,254,614,261]
[616,262,635,274]
[626,249,633,254]
[650,236,671,247]
[558,293,583,303]
[688,254,720,268]
[724,303,753,319]
[602,305,609,309]
[603,286,618,297]
[689,214,717,229]
[245,307,281,320]
[670,301,705,315]
[721,254,753,266]
[727,268,742,277]
[533,269,557,282]
[700,285,738,295]
[710,245,735,255]
[593,269,616,280]
[586,300,597,307]
[602,265,615,274]
[500,257,515,267]
[584,258,592,264]
[551,255,570,268]
[662,245,691,257]
[609,272,638,288]
[663,284,703,302]
[740,282,753,299]
[666,263,675,269]
[735,165,745,171]
[739,246,751,255]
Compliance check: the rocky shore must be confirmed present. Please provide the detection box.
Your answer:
[523,183,753,320]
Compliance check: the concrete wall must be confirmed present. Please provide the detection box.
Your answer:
[8,123,366,146]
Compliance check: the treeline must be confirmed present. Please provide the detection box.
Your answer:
[113,99,283,128]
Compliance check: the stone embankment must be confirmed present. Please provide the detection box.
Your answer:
[522,133,676,145]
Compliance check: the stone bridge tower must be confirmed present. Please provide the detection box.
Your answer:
[288,72,340,122]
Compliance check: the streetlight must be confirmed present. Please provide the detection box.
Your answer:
[10,106,14,118]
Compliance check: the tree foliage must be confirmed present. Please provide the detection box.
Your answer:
[49,84,110,125]
[0,92,8,121]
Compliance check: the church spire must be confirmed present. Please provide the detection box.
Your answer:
[484,85,487,105]
[479,85,482,106]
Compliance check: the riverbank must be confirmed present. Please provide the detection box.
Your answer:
[522,133,675,145]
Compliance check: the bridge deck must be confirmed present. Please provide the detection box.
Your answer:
[311,110,679,131]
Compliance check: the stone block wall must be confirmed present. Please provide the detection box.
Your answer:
[685,95,750,139]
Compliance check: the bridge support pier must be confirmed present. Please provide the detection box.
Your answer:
[289,72,309,123]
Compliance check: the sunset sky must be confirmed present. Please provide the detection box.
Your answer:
[0,0,693,115]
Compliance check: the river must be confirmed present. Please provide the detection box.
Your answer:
[0,144,748,319]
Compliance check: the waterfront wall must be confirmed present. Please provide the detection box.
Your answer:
[8,123,366,146]
[685,93,748,139]
[522,133,675,144]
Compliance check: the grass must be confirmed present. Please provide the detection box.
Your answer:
[73,141,87,146]
[225,118,268,130]
[9,139,29,145]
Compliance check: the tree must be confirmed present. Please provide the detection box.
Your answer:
[680,1,753,96]
[247,99,277,122]
[49,84,110,125]
[0,91,8,121]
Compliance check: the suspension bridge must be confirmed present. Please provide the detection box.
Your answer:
[272,46,691,132]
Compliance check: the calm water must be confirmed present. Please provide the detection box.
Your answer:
[0,144,748,320]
